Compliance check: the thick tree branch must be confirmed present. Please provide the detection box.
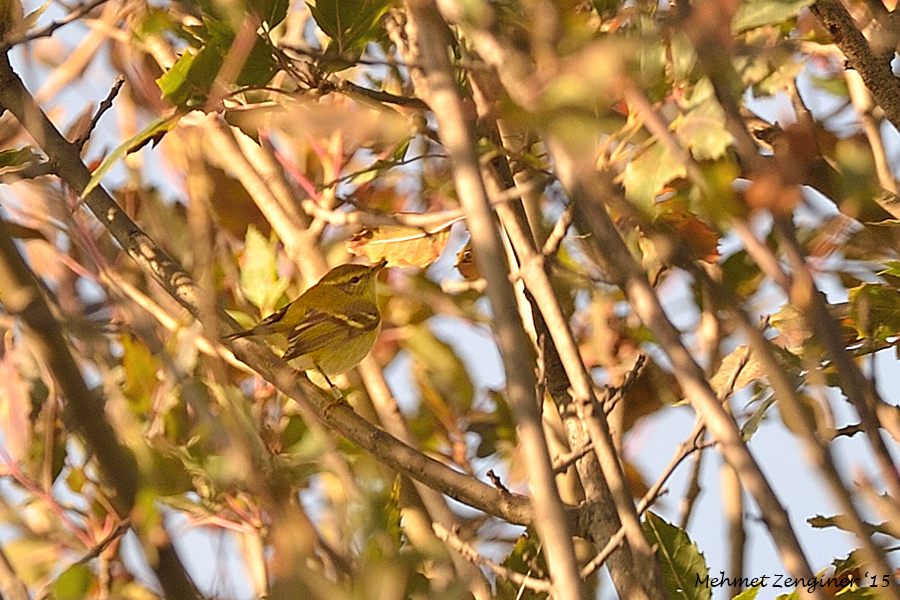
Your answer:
[0,215,201,600]
[810,0,900,131]
[0,49,535,532]
[559,161,825,599]
[401,2,584,597]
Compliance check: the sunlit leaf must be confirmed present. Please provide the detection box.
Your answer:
[732,0,813,32]
[157,16,281,106]
[81,113,180,198]
[709,346,765,398]
[50,563,95,600]
[157,48,203,106]
[624,141,686,211]
[239,225,289,311]
[879,261,900,278]
[347,222,454,268]
[404,324,474,413]
[121,334,158,415]
[673,103,733,161]
[643,511,710,600]
[732,586,761,600]
[848,283,900,342]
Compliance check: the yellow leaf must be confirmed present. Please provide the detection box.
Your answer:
[347,222,453,268]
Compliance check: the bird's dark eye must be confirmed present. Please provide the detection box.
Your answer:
[349,275,363,285]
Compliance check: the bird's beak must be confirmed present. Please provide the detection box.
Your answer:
[372,258,388,271]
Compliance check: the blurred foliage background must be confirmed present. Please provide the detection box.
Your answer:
[0,0,898,598]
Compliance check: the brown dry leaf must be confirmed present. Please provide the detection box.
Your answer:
[623,459,649,499]
[226,95,412,153]
[347,222,453,268]
[621,360,682,432]
[709,345,765,398]
[744,173,802,214]
[654,202,721,262]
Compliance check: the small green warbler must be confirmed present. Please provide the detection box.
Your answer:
[225,260,387,387]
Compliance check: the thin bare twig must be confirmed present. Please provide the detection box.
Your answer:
[552,441,594,474]
[433,524,552,593]
[844,70,897,194]
[2,0,112,48]
[691,265,899,599]
[541,206,572,257]
[774,219,900,505]
[75,76,125,152]
[678,438,706,529]
[0,214,201,599]
[561,165,824,598]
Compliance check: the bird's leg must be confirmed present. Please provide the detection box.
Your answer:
[316,365,345,416]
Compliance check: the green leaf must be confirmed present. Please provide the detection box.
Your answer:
[740,391,776,440]
[879,261,900,278]
[643,511,711,600]
[848,283,900,342]
[623,141,686,211]
[307,0,391,70]
[732,586,761,600]
[239,225,289,311]
[732,0,813,32]
[0,146,41,169]
[835,587,883,599]
[405,324,475,413]
[51,563,95,600]
[157,48,204,106]
[157,16,280,106]
[721,249,765,297]
[250,0,289,28]
[121,334,158,415]
[498,529,548,599]
[81,113,180,199]
[809,74,849,98]
[674,103,733,160]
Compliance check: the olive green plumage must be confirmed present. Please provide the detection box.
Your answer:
[225,260,386,377]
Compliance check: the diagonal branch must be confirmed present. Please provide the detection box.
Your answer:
[559,158,826,599]
[810,0,900,131]
[0,215,201,600]
[0,50,535,531]
[400,2,583,597]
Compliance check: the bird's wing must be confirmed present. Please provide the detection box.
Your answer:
[282,307,380,362]
[223,303,292,340]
